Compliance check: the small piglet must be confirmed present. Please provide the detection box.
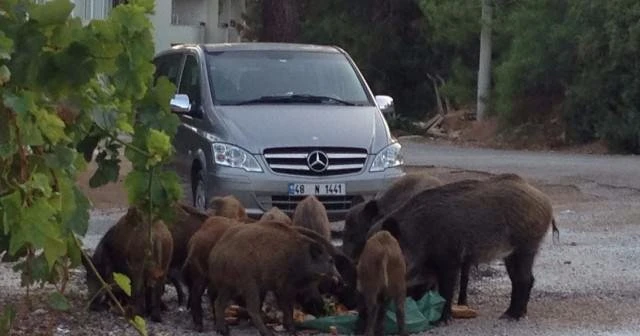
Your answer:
[356,230,407,336]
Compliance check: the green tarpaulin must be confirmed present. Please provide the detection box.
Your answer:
[296,291,445,335]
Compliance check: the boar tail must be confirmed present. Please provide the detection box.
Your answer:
[551,218,560,244]
[381,253,389,288]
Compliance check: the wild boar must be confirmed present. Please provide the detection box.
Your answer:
[207,220,341,336]
[84,206,173,322]
[259,206,292,225]
[292,195,331,240]
[182,215,243,331]
[166,203,209,306]
[356,230,407,336]
[342,173,443,260]
[367,174,555,324]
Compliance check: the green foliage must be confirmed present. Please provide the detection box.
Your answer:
[493,0,576,124]
[0,304,16,335]
[0,0,181,334]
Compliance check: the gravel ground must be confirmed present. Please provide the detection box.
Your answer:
[2,143,640,335]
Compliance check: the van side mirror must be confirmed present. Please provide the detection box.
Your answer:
[375,95,394,114]
[170,93,191,114]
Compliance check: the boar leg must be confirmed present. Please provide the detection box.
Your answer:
[277,293,296,334]
[373,296,387,336]
[501,250,536,320]
[149,282,164,322]
[214,289,232,336]
[189,278,207,331]
[394,294,408,336]
[169,269,186,306]
[243,285,274,336]
[363,296,380,336]
[354,292,367,334]
[457,260,472,306]
[434,266,459,325]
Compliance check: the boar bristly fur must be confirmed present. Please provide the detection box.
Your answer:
[182,215,242,331]
[292,195,331,240]
[342,173,443,260]
[166,203,209,306]
[84,206,173,322]
[259,206,292,225]
[356,230,407,336]
[207,221,341,336]
[208,195,253,223]
[369,174,555,324]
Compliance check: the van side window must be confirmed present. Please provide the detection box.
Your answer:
[178,55,202,114]
[153,54,182,87]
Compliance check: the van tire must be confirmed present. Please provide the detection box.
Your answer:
[192,169,207,211]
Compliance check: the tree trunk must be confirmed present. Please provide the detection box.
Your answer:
[261,0,300,42]
[476,0,492,121]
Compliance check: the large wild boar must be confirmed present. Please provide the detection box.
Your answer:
[182,215,243,331]
[292,195,331,240]
[165,203,210,306]
[342,172,443,260]
[356,230,407,336]
[207,220,341,336]
[366,174,556,324]
[83,206,173,322]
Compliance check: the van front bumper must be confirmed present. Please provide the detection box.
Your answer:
[205,166,405,221]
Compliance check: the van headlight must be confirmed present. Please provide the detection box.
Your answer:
[369,142,403,172]
[212,143,263,172]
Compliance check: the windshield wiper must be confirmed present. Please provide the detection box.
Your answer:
[233,94,358,106]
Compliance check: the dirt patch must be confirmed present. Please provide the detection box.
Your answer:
[399,109,610,155]
[76,154,132,210]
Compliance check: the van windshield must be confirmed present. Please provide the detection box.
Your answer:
[205,50,372,106]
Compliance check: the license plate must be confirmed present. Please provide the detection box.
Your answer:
[288,183,346,196]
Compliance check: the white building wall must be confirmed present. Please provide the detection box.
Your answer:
[41,0,246,53]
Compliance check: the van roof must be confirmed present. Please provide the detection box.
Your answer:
[170,42,341,53]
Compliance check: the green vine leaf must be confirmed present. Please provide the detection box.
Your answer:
[47,291,71,311]
[131,315,148,336]
[28,0,75,26]
[113,272,131,297]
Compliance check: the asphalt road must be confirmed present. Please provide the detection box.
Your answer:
[398,138,640,190]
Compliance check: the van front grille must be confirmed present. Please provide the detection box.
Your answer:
[269,195,357,212]
[263,147,368,176]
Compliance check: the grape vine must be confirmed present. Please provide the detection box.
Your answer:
[0,0,182,334]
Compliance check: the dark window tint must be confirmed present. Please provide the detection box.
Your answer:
[153,53,183,87]
[178,55,202,111]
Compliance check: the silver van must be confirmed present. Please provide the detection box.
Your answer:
[153,43,405,220]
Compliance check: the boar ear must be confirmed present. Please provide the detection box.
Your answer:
[381,217,401,240]
[362,200,379,220]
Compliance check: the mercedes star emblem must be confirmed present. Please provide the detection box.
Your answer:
[307,150,329,172]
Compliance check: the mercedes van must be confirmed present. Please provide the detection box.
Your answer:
[152,43,405,220]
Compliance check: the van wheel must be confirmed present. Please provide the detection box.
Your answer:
[192,170,207,211]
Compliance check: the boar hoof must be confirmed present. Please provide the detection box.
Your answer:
[214,325,230,336]
[150,313,163,323]
[434,315,452,326]
[499,311,525,321]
